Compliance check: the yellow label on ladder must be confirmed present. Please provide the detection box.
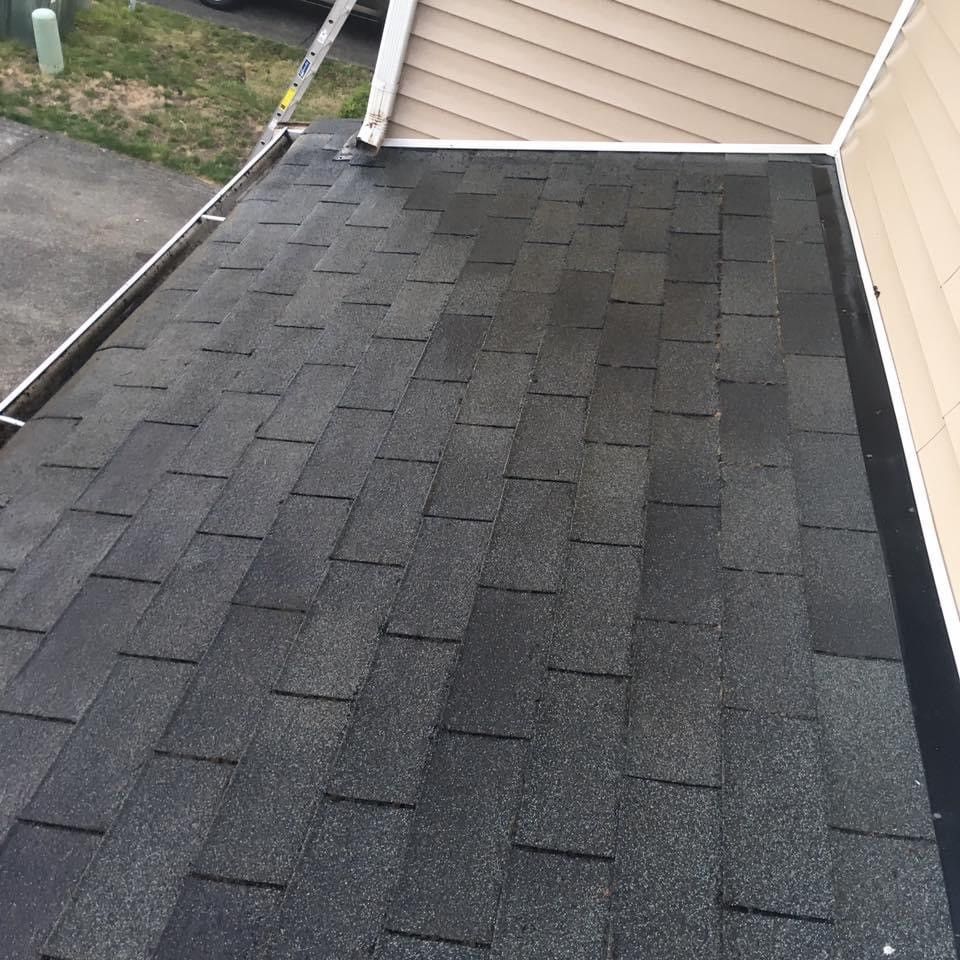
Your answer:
[278,86,297,112]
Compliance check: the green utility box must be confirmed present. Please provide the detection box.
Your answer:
[0,0,87,48]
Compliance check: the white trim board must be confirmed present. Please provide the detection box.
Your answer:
[833,0,919,153]
[834,152,960,674]
[381,138,835,155]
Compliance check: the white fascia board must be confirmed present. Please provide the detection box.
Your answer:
[382,138,834,155]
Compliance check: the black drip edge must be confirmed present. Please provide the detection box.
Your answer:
[813,159,960,951]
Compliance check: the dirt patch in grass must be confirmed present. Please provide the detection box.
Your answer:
[0,0,372,183]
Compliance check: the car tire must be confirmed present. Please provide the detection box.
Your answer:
[200,0,244,9]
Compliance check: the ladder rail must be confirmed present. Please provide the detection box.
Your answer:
[252,0,359,157]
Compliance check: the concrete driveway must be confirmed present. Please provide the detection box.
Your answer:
[144,0,382,68]
[0,119,211,400]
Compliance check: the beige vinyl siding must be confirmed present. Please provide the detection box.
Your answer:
[842,0,960,602]
[387,0,897,143]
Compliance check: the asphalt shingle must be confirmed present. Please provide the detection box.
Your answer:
[485,290,552,354]
[378,281,451,340]
[775,240,833,294]
[649,413,719,507]
[551,542,641,676]
[792,431,876,530]
[530,327,600,397]
[785,354,858,434]
[516,672,625,857]
[415,314,490,382]
[721,260,777,317]
[45,757,229,960]
[801,527,900,659]
[48,384,162,468]
[153,878,280,960]
[673,191,721,234]
[124,533,259,661]
[389,517,489,640]
[444,588,554,739]
[510,242,565,292]
[160,606,303,762]
[97,472,223,583]
[615,779,720,960]
[719,381,790,466]
[0,466,91,570]
[718,314,784,384]
[459,352,534,427]
[566,224,621,273]
[627,620,721,786]
[833,832,953,959]
[331,637,455,804]
[200,438,311,539]
[722,571,814,718]
[722,214,773,262]
[551,271,611,328]
[294,407,393,499]
[0,576,156,721]
[639,503,720,624]
[779,291,844,356]
[389,733,525,944]
[234,494,350,612]
[198,696,349,884]
[0,627,40,695]
[655,341,718,415]
[306,303,385,364]
[661,281,719,343]
[267,800,411,959]
[587,366,654,445]
[507,394,586,483]
[0,824,99,960]
[571,442,647,545]
[174,392,278,478]
[668,233,719,284]
[481,479,574,592]
[491,849,610,959]
[0,715,73,820]
[815,655,932,838]
[340,338,425,411]
[598,302,659,366]
[722,711,833,919]
[277,560,400,700]
[335,458,435,565]
[722,912,834,960]
[721,465,801,574]
[426,424,511,521]
[257,363,353,443]
[25,658,192,831]
[379,379,463,463]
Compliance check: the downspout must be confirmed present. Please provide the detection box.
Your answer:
[357,0,419,151]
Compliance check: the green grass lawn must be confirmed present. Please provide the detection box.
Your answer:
[0,0,372,183]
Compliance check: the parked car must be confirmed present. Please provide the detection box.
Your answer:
[199,0,388,22]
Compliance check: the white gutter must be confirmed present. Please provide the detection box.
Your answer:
[381,138,834,155]
[357,0,419,150]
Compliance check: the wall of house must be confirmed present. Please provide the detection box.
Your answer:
[385,0,899,144]
[841,0,960,601]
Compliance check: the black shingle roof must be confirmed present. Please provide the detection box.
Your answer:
[0,133,955,958]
